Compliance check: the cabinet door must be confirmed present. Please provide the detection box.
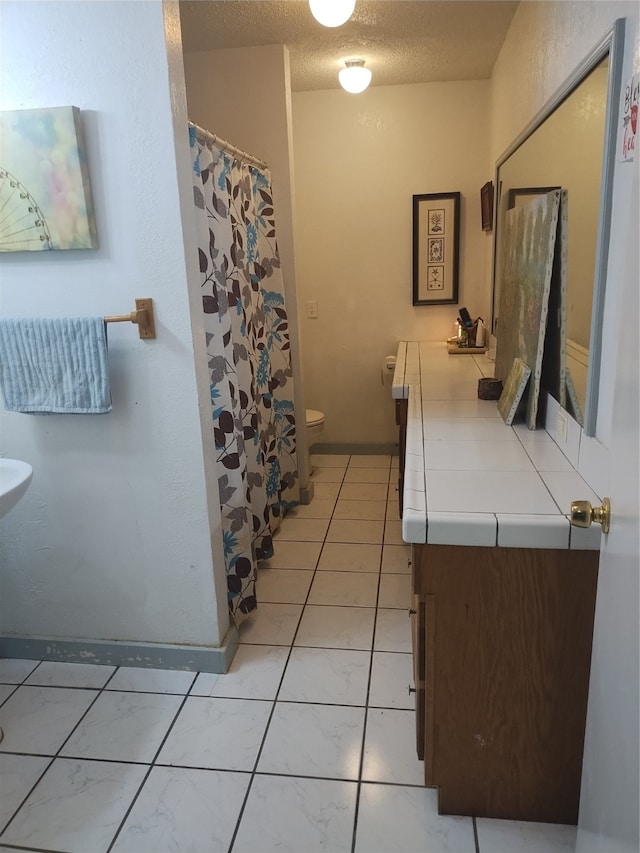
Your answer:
[424,594,435,787]
[410,593,425,761]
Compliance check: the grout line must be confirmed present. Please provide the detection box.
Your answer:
[106,672,198,852]
[351,457,391,853]
[226,460,351,853]
[473,815,481,853]
[0,667,116,840]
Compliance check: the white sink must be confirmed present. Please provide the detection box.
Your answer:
[0,458,33,519]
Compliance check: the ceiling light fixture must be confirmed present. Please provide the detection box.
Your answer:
[308,0,355,28]
[338,59,372,94]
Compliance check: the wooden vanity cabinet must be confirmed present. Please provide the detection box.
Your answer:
[411,542,599,825]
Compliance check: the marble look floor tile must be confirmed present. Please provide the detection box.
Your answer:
[295,606,375,651]
[0,754,51,829]
[233,774,357,853]
[258,702,365,779]
[0,758,147,853]
[311,468,346,483]
[111,766,250,853]
[475,817,577,852]
[0,686,98,755]
[24,661,116,689]
[349,455,391,468]
[106,667,196,694]
[334,499,387,520]
[355,783,475,853]
[312,482,341,501]
[0,659,39,684]
[0,684,16,705]
[157,696,272,771]
[339,482,388,501]
[276,517,330,542]
[279,647,370,705]
[383,519,405,545]
[344,468,390,484]
[381,544,411,573]
[317,542,382,572]
[311,453,350,468]
[374,609,412,653]
[349,453,391,468]
[259,541,322,569]
[368,652,414,710]
[308,571,379,607]
[191,644,289,701]
[378,574,411,609]
[386,499,401,520]
[238,603,303,645]
[362,708,424,785]
[257,568,314,604]
[287,499,336,519]
[327,519,384,545]
[60,691,182,763]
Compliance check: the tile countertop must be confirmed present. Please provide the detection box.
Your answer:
[392,341,602,550]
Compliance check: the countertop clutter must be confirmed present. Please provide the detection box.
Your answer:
[392,341,601,550]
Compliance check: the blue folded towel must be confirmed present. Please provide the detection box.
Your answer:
[0,317,112,414]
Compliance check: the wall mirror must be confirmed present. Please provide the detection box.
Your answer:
[491,19,625,435]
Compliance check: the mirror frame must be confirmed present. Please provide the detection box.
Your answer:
[490,18,625,436]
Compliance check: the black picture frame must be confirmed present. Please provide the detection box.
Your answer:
[481,181,494,231]
[412,191,460,306]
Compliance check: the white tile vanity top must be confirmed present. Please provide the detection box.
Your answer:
[393,341,601,551]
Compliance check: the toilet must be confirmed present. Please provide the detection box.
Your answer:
[305,408,325,474]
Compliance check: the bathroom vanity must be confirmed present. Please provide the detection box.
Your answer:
[393,341,601,825]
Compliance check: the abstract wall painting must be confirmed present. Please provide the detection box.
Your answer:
[0,106,98,252]
[494,190,561,428]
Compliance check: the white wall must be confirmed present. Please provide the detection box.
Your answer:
[491,3,639,850]
[292,81,491,445]
[183,45,310,491]
[0,1,229,651]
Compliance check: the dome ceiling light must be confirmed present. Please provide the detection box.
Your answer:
[338,59,372,94]
[308,0,356,28]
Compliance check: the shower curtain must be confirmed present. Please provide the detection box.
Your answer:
[189,123,299,623]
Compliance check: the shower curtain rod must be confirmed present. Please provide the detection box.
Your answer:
[190,122,268,170]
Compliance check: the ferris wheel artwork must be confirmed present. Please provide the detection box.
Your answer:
[0,106,98,252]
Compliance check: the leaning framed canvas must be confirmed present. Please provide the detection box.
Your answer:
[412,191,460,305]
[498,358,532,425]
[507,186,560,210]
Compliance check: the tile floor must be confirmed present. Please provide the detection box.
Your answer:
[0,453,578,852]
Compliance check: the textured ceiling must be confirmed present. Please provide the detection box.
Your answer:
[179,1,519,92]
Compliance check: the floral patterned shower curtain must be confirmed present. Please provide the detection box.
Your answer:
[189,123,299,623]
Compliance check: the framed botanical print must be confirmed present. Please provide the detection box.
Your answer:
[412,192,460,305]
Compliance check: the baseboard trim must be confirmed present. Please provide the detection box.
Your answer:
[0,627,239,674]
[299,482,315,505]
[311,442,398,456]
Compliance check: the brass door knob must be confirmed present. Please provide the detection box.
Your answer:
[570,497,611,534]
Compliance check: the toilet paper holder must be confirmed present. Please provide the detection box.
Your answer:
[381,355,396,386]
